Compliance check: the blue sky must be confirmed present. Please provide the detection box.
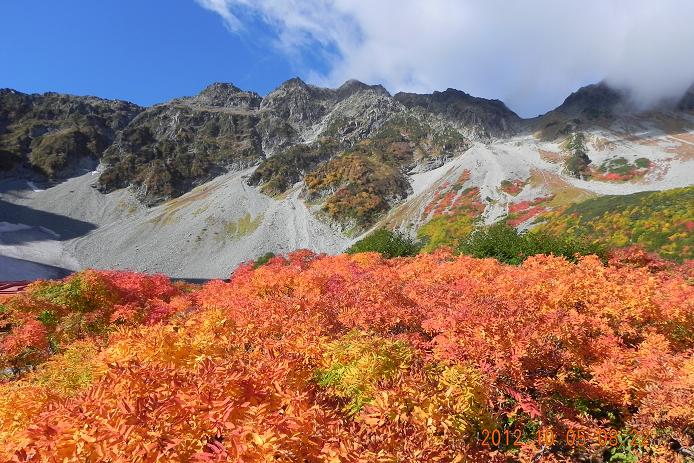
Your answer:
[2,1,693,116]
[0,0,326,106]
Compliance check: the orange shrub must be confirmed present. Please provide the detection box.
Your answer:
[0,251,692,462]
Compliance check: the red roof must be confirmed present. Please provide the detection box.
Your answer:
[0,281,31,295]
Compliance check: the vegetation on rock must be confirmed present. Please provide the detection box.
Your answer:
[97,103,263,205]
[564,132,592,178]
[248,139,339,196]
[591,156,653,182]
[418,213,478,253]
[0,89,141,178]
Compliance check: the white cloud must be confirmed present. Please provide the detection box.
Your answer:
[195,0,694,117]
[196,0,245,31]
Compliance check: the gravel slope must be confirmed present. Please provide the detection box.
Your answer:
[0,168,349,279]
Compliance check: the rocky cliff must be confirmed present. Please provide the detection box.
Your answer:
[0,89,141,178]
[96,78,477,211]
[96,83,264,205]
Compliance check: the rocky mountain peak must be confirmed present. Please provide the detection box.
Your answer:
[280,77,310,89]
[678,85,694,111]
[336,79,390,99]
[394,88,520,139]
[180,82,262,110]
[259,78,339,143]
[552,82,626,117]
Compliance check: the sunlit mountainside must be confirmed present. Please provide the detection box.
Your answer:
[1,80,693,278]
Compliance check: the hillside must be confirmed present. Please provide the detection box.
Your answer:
[0,89,141,179]
[1,80,693,278]
[536,187,694,261]
[1,252,692,462]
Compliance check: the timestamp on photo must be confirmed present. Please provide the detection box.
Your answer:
[479,427,652,449]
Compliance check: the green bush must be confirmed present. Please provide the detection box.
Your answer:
[253,252,276,268]
[458,223,605,265]
[347,229,421,258]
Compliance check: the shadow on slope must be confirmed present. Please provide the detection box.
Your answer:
[0,255,73,280]
[0,199,97,242]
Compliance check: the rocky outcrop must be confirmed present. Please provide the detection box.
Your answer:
[319,88,402,146]
[394,88,521,139]
[97,83,264,205]
[175,82,262,110]
[0,89,141,178]
[531,83,629,140]
[678,85,694,111]
[549,83,626,119]
[256,78,398,155]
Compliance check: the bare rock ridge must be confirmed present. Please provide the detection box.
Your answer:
[394,88,521,138]
[548,82,626,118]
[177,82,263,110]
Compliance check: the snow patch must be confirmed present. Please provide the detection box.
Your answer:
[39,226,61,238]
[26,181,44,192]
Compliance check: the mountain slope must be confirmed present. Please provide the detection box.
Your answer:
[536,186,694,261]
[96,83,265,205]
[1,79,693,278]
[0,89,141,178]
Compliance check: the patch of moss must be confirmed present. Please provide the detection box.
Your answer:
[221,212,263,241]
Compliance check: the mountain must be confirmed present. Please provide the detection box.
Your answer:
[96,83,264,205]
[0,79,693,278]
[678,85,694,111]
[394,87,521,138]
[0,89,141,178]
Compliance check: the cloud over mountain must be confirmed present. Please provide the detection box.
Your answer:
[196,0,694,116]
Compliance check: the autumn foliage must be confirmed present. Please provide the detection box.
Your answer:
[1,249,693,462]
[538,186,694,261]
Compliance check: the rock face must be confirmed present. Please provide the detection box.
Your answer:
[97,83,264,205]
[548,83,626,118]
[0,89,141,178]
[178,82,262,110]
[531,83,630,140]
[394,88,521,139]
[96,78,414,206]
[256,78,396,155]
[95,77,481,209]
